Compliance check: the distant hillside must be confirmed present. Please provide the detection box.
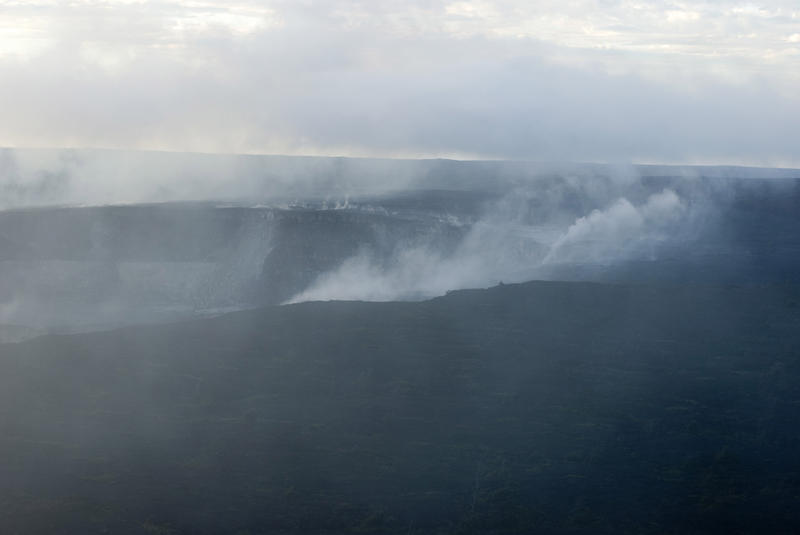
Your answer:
[2,280,800,534]
[4,148,798,209]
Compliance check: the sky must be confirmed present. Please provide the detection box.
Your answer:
[0,1,798,166]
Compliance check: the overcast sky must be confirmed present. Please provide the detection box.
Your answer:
[0,1,798,165]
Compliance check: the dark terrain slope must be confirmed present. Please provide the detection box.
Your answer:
[1,281,800,534]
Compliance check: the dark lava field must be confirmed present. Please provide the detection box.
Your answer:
[2,281,800,534]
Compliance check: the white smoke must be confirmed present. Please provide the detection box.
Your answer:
[288,188,687,303]
[542,189,685,265]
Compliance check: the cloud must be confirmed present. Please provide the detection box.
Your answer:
[0,1,798,164]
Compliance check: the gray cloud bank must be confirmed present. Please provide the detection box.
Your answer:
[0,1,799,165]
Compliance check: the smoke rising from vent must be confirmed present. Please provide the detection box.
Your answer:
[288,189,690,303]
